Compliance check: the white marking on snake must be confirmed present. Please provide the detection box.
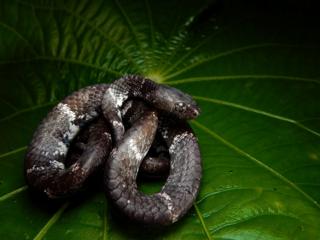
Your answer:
[57,103,80,140]
[113,120,123,129]
[56,141,68,155]
[159,192,173,211]
[105,88,128,108]
[162,129,169,139]
[128,138,143,161]
[53,150,60,156]
[27,161,64,174]
[169,132,190,154]
[27,165,46,174]
[104,132,111,139]
[57,103,75,119]
[71,163,80,172]
[50,160,65,170]
[121,100,133,115]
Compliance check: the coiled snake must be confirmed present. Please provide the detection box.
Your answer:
[25,75,202,225]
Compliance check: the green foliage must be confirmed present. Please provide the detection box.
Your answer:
[0,0,320,239]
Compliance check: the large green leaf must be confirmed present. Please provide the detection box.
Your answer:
[1,0,320,239]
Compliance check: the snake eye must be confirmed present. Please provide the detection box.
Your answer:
[175,102,186,113]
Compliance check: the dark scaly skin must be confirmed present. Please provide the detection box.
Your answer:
[122,100,170,178]
[24,82,170,198]
[139,156,170,178]
[25,84,111,198]
[156,115,202,224]
[102,75,200,143]
[46,118,112,197]
[106,101,202,225]
[25,75,202,225]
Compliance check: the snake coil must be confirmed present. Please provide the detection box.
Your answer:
[25,75,202,225]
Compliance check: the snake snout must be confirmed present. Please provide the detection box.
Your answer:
[191,105,201,118]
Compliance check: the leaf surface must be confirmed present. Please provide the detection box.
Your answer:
[0,0,320,239]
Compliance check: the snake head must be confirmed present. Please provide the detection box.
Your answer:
[153,84,200,119]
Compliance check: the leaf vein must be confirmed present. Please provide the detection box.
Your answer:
[0,21,38,56]
[16,0,140,70]
[194,203,212,240]
[192,120,320,210]
[0,56,122,76]
[33,202,70,240]
[166,74,320,85]
[210,213,305,235]
[144,0,155,48]
[113,0,145,57]
[193,96,320,138]
[0,146,27,160]
[162,43,281,80]
[0,185,28,202]
[0,101,56,123]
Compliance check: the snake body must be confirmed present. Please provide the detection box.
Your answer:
[25,84,112,198]
[25,75,202,225]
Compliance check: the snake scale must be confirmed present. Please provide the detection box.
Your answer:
[25,75,202,225]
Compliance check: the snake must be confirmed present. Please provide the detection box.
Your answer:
[24,75,202,225]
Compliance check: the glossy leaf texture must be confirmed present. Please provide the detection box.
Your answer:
[0,0,320,239]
